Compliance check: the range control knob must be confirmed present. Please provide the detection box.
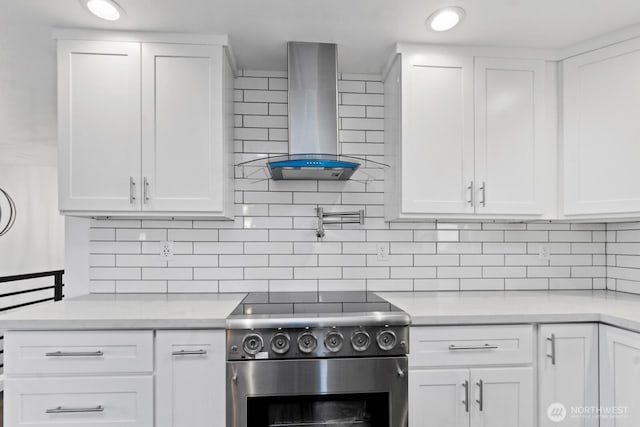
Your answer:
[324,331,344,353]
[271,332,291,355]
[297,332,318,354]
[376,330,397,351]
[351,330,371,352]
[242,333,264,356]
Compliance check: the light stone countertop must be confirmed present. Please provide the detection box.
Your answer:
[376,290,640,332]
[0,293,247,330]
[3,290,640,332]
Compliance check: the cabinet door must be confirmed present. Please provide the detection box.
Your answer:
[474,58,546,215]
[409,369,470,427]
[401,53,475,214]
[141,43,225,213]
[156,330,226,427]
[538,324,599,427]
[470,368,534,427]
[600,325,640,427]
[563,38,640,215]
[58,40,142,212]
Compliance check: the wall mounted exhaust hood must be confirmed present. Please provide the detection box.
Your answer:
[236,42,388,182]
[267,42,359,181]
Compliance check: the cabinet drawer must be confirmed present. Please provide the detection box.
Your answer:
[410,325,533,367]
[5,376,153,427]
[5,330,153,374]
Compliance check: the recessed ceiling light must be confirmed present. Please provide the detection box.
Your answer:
[80,0,125,21]
[426,7,465,32]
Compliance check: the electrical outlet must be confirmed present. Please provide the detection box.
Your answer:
[376,244,389,262]
[159,241,174,261]
[538,245,551,261]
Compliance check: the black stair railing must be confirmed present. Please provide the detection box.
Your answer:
[0,270,65,374]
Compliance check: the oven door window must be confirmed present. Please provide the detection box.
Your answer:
[247,393,390,427]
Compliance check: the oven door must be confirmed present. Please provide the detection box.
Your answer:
[227,357,408,427]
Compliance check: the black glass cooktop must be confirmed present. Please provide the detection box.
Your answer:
[229,291,402,317]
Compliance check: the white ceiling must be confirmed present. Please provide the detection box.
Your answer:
[6,0,640,73]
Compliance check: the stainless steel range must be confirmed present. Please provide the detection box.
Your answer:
[226,292,410,427]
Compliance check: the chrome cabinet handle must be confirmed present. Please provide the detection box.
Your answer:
[143,177,150,203]
[547,333,556,365]
[172,349,207,356]
[462,380,469,412]
[448,344,498,351]
[479,182,486,207]
[396,366,406,378]
[45,351,104,357]
[129,177,136,204]
[46,405,104,414]
[467,181,474,206]
[476,380,484,412]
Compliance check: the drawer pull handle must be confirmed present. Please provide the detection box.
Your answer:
[45,351,104,357]
[448,344,498,351]
[462,380,469,413]
[476,380,484,411]
[547,334,556,365]
[46,405,104,414]
[172,349,207,356]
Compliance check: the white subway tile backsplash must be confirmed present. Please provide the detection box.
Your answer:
[414,279,459,291]
[142,268,192,280]
[244,268,293,280]
[219,255,269,267]
[194,268,243,280]
[460,278,504,291]
[391,267,436,279]
[294,267,342,280]
[319,279,366,292]
[168,229,218,242]
[219,280,268,293]
[115,281,167,293]
[168,281,218,293]
[168,255,219,268]
[88,72,612,295]
[194,242,243,254]
[319,255,366,267]
[116,255,166,267]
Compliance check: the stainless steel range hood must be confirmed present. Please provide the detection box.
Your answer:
[267,42,360,180]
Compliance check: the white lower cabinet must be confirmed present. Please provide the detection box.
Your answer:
[409,325,534,427]
[410,369,470,427]
[155,330,226,427]
[600,325,640,427]
[5,376,153,427]
[470,368,534,427]
[409,367,533,427]
[538,324,599,427]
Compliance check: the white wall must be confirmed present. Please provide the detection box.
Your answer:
[0,144,64,276]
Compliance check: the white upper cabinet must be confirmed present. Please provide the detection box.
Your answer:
[401,52,475,215]
[58,40,142,212]
[562,37,640,218]
[474,58,546,215]
[57,32,235,218]
[141,43,230,214]
[384,45,554,220]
